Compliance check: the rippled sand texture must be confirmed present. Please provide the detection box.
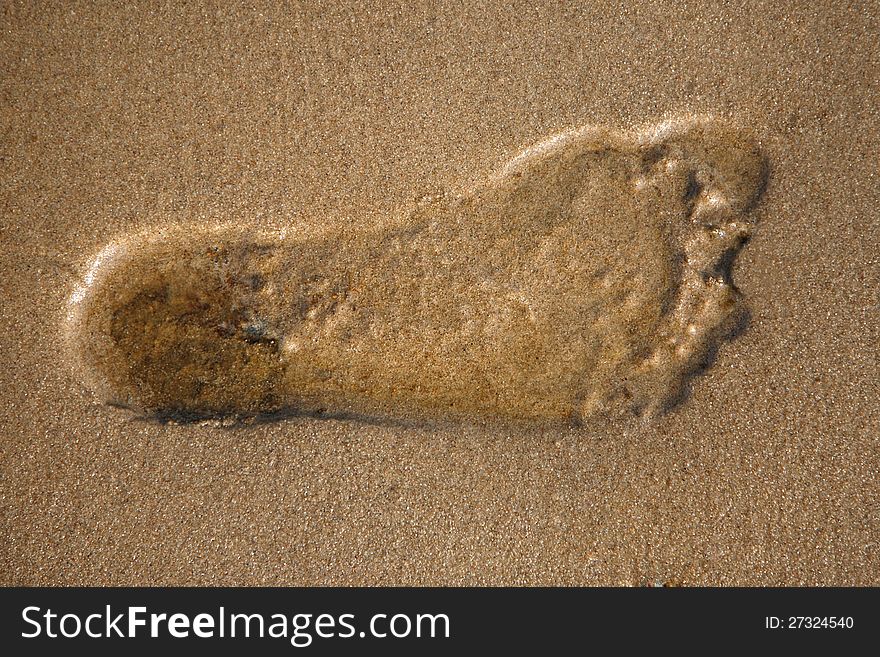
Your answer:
[68,118,766,424]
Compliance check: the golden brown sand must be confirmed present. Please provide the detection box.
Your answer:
[1,1,877,585]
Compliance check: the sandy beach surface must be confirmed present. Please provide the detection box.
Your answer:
[2,1,877,585]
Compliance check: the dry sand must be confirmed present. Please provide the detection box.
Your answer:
[1,1,877,585]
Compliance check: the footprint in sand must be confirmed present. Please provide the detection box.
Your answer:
[65,117,767,425]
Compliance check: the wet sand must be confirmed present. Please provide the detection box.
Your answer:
[66,118,766,425]
[1,1,877,585]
